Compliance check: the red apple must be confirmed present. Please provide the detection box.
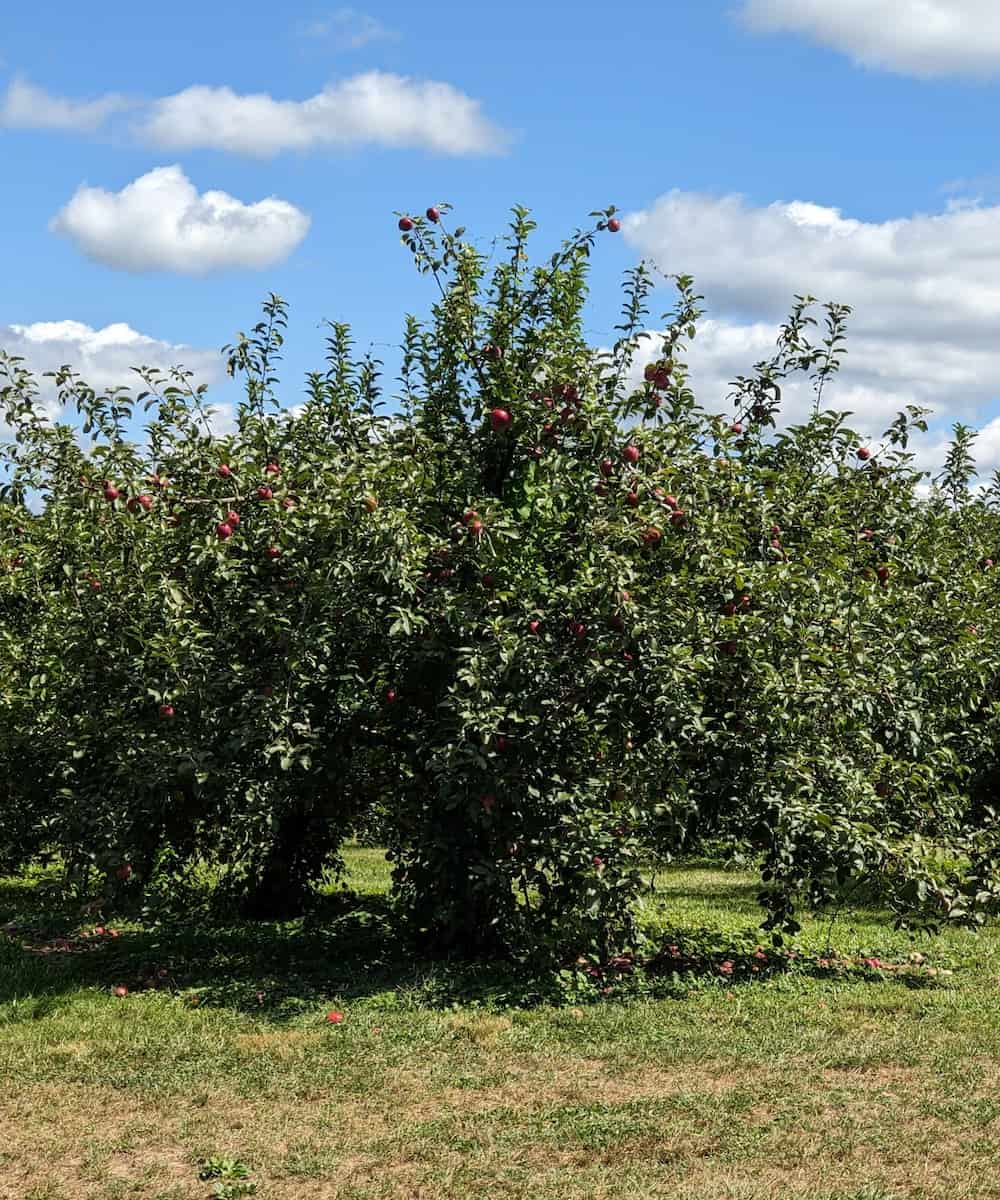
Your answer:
[857,447,871,461]
[876,565,890,582]
[643,527,662,546]
[490,408,512,433]
[653,368,672,390]
[265,462,280,476]
[265,546,282,560]
[669,510,687,527]
[257,486,273,501]
[216,522,233,539]
[607,218,621,233]
[226,510,240,526]
[426,206,441,222]
[528,620,541,634]
[644,364,657,382]
[217,463,232,478]
[622,444,640,465]
[282,497,297,511]
[385,689,397,704]
[599,458,615,478]
[569,621,587,640]
[103,485,120,502]
[468,518,484,538]
[116,864,132,881]
[159,704,175,720]
[626,491,639,507]
[730,422,743,435]
[461,509,478,526]
[398,216,414,232]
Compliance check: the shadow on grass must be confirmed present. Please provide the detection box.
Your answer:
[0,868,945,1020]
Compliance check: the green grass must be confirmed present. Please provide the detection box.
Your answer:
[1,847,998,1199]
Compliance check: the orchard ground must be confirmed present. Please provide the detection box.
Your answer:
[2,847,999,1200]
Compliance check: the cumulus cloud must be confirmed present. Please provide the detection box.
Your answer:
[735,0,1000,80]
[621,189,1000,475]
[0,74,136,131]
[1,69,507,156]
[0,319,224,424]
[48,165,310,274]
[136,71,509,157]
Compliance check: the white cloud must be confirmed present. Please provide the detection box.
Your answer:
[0,319,224,424]
[49,165,310,275]
[296,8,400,50]
[735,0,1000,79]
[136,71,509,157]
[0,74,136,131]
[622,189,1000,475]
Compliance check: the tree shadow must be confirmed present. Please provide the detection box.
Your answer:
[0,867,950,1020]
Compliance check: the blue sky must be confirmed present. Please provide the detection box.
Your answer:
[4,0,1000,475]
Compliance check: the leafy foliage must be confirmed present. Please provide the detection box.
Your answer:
[3,202,1000,963]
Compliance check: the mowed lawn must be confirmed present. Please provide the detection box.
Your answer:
[2,847,999,1200]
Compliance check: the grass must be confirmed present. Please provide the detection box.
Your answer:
[1,847,999,1199]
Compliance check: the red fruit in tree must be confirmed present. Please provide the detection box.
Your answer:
[226,511,240,526]
[644,364,657,382]
[257,486,273,501]
[730,422,743,435]
[398,216,414,232]
[490,408,512,433]
[385,689,397,704]
[426,206,440,222]
[265,462,280,476]
[653,368,672,390]
[116,864,132,881]
[326,1010,345,1024]
[528,620,541,634]
[857,447,871,461]
[607,218,621,233]
[569,621,587,640]
[216,522,233,540]
[670,510,687,528]
[626,491,639,507]
[599,458,615,478]
[461,509,478,526]
[217,464,232,478]
[484,344,503,361]
[876,565,890,583]
[771,524,781,536]
[662,493,679,510]
[643,527,662,546]
[622,444,640,465]
[103,485,120,502]
[265,546,282,560]
[467,518,484,539]
[159,704,175,720]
